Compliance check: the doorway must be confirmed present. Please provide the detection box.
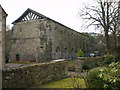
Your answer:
[16,54,20,61]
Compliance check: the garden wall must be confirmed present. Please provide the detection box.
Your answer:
[2,60,67,88]
[2,57,104,88]
[68,57,104,72]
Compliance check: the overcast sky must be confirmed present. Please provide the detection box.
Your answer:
[1,0,99,33]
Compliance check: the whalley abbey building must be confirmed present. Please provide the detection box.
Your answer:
[1,6,120,63]
[6,8,90,63]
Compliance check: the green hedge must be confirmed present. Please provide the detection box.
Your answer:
[86,67,105,88]
[98,62,120,89]
[86,62,120,89]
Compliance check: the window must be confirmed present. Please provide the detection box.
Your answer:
[61,31,63,34]
[56,47,60,53]
[64,30,66,33]
[40,47,43,48]
[20,27,22,33]
[54,26,58,30]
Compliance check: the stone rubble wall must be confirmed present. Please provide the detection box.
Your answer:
[76,57,104,72]
[9,18,90,62]
[67,57,104,72]
[2,60,67,88]
[2,57,104,88]
[0,6,7,69]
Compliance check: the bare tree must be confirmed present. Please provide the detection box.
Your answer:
[79,0,119,54]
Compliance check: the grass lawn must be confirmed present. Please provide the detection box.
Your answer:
[43,77,86,88]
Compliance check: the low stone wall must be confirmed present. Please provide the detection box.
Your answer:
[2,57,104,88]
[2,60,67,88]
[68,57,104,72]
[83,57,104,67]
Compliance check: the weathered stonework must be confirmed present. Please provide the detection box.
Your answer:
[2,60,67,88]
[9,8,89,62]
[0,5,7,68]
[117,1,120,58]
[68,57,104,72]
[2,57,104,88]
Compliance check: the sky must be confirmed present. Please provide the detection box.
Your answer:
[1,0,99,33]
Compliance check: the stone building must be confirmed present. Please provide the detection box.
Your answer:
[0,31,1,89]
[117,1,120,58]
[9,8,89,63]
[0,5,7,68]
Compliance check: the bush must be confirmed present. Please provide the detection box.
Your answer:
[78,49,84,57]
[98,62,120,89]
[103,54,116,64]
[86,62,120,89]
[86,67,105,88]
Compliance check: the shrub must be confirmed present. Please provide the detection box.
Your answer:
[94,61,104,67]
[98,62,120,89]
[86,67,105,88]
[86,62,120,89]
[78,49,83,57]
[103,54,116,64]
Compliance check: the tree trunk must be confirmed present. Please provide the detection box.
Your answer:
[113,31,117,56]
[104,28,110,54]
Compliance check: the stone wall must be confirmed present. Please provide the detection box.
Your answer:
[2,60,67,88]
[46,19,89,60]
[68,57,104,72]
[117,1,120,59]
[2,57,104,88]
[9,18,89,62]
[0,32,2,65]
[0,5,7,68]
[9,19,52,62]
[8,8,90,63]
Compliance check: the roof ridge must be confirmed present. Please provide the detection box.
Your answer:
[0,5,8,16]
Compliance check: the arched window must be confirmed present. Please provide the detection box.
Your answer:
[56,47,60,53]
[64,48,68,53]
[56,47,61,59]
[75,49,77,53]
[71,48,74,53]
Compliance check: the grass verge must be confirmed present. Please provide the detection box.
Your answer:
[43,77,86,88]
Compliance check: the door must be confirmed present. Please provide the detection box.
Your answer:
[16,54,20,61]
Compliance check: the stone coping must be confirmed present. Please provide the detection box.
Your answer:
[2,59,66,71]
